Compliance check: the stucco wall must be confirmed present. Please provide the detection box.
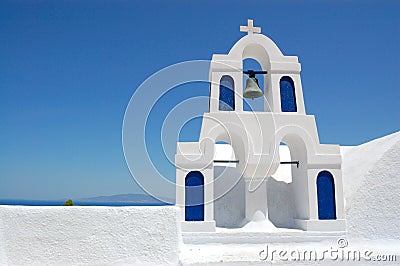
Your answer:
[0,206,181,265]
[344,135,400,240]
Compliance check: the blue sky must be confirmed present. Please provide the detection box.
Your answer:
[1,1,399,200]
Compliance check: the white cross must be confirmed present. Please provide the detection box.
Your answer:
[240,19,261,35]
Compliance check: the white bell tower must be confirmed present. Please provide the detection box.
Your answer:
[175,19,346,232]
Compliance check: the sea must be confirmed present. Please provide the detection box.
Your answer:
[0,199,172,206]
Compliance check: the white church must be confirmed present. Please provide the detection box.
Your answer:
[175,20,346,232]
[2,19,399,266]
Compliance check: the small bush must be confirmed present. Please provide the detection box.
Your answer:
[63,199,74,206]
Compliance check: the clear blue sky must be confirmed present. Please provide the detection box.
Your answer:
[1,1,399,200]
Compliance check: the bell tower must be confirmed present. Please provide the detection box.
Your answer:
[175,19,346,232]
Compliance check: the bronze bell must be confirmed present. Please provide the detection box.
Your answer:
[243,76,263,99]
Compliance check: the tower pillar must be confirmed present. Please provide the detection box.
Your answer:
[244,178,268,221]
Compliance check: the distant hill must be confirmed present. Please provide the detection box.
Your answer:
[78,193,173,204]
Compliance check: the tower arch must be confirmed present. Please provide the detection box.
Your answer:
[229,34,284,63]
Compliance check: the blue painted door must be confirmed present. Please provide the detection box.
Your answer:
[280,76,297,112]
[317,171,336,220]
[185,171,204,221]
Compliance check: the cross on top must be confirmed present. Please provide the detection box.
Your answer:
[240,19,261,35]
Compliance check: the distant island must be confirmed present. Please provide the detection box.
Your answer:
[77,193,174,204]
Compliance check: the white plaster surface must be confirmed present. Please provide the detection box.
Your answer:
[0,133,399,265]
[212,130,400,237]
[342,131,400,240]
[0,206,181,265]
[180,239,399,265]
[180,132,400,264]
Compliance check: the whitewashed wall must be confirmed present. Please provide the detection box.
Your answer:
[0,206,181,265]
[343,132,400,240]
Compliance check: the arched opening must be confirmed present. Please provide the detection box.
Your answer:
[272,142,293,183]
[185,171,204,221]
[280,76,297,112]
[214,141,237,167]
[219,75,235,111]
[317,171,336,220]
[267,132,311,228]
[243,58,264,112]
[267,141,296,228]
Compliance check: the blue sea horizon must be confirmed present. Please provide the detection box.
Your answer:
[0,199,172,206]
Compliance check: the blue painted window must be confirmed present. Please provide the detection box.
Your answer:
[317,171,336,220]
[219,75,235,111]
[280,76,297,112]
[185,171,204,221]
